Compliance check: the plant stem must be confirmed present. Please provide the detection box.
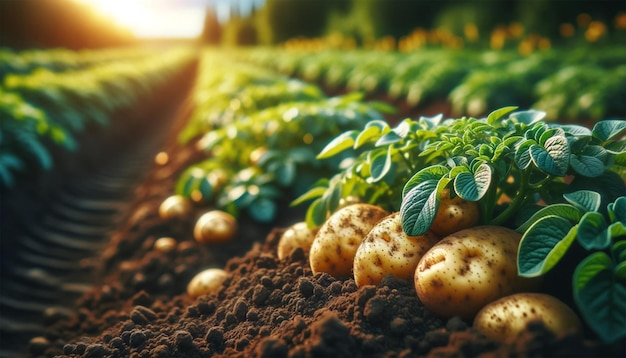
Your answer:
[491,170,530,226]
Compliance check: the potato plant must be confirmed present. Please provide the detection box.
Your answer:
[296,106,625,342]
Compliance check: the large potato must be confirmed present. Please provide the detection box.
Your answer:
[194,210,237,243]
[277,222,319,260]
[187,268,228,298]
[474,293,583,341]
[414,226,540,320]
[354,212,440,287]
[309,203,389,278]
[430,189,480,237]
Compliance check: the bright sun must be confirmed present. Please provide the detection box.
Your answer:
[74,0,206,38]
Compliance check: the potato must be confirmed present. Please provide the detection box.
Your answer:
[159,195,192,219]
[474,293,583,341]
[277,222,319,260]
[153,237,177,252]
[309,203,389,278]
[187,268,228,298]
[430,189,480,237]
[194,210,237,243]
[414,226,540,320]
[353,212,440,287]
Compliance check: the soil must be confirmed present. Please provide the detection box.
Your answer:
[2,62,624,358]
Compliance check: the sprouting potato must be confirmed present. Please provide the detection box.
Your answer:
[159,195,192,219]
[414,226,541,320]
[187,268,228,298]
[194,210,237,243]
[430,189,480,237]
[309,203,389,278]
[277,222,319,260]
[473,293,583,341]
[353,212,440,287]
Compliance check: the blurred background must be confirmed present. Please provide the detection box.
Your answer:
[1,0,624,49]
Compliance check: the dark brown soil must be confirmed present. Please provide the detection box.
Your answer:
[4,66,624,358]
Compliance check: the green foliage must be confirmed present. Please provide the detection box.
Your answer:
[517,194,626,343]
[177,92,387,223]
[0,48,196,188]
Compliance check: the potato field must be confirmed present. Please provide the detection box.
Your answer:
[1,2,625,357]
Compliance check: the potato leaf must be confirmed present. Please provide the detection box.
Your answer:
[529,135,570,176]
[316,130,359,159]
[402,165,449,197]
[517,215,577,277]
[573,252,626,344]
[577,212,611,250]
[563,190,602,213]
[592,120,626,142]
[400,179,440,236]
[368,146,392,183]
[486,106,518,125]
[453,162,491,201]
[515,203,583,232]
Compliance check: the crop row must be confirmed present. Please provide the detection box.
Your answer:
[175,50,394,222]
[232,47,626,121]
[0,47,196,187]
[0,47,159,80]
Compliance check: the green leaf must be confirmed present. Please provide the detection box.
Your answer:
[400,179,440,236]
[317,130,359,159]
[276,160,296,186]
[517,215,576,277]
[375,130,402,146]
[607,197,626,224]
[516,204,583,233]
[570,155,605,177]
[248,197,276,223]
[291,186,327,206]
[592,120,626,142]
[402,165,449,197]
[573,252,626,344]
[563,190,602,213]
[368,146,392,183]
[306,198,327,227]
[558,124,592,137]
[577,211,611,250]
[453,163,491,201]
[530,135,570,176]
[510,110,546,125]
[514,139,535,169]
[487,106,518,125]
[354,120,389,148]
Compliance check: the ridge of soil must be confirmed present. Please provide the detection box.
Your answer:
[9,67,625,357]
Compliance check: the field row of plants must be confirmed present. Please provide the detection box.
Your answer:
[175,51,395,222]
[171,49,625,345]
[232,47,626,121]
[0,47,196,187]
[0,47,159,80]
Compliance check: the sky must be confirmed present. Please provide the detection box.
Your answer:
[73,0,264,38]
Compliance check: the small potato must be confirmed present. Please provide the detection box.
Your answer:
[354,212,440,287]
[194,210,237,243]
[277,222,319,260]
[159,195,192,219]
[187,268,228,298]
[415,226,540,320]
[430,189,480,237]
[474,293,583,341]
[310,203,389,278]
[153,237,177,252]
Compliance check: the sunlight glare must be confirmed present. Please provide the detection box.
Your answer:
[74,0,205,38]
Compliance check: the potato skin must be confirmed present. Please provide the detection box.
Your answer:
[474,293,583,341]
[414,226,540,320]
[277,222,319,260]
[354,212,440,287]
[309,203,389,278]
[187,268,228,298]
[430,189,480,237]
[159,195,192,219]
[194,210,237,243]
